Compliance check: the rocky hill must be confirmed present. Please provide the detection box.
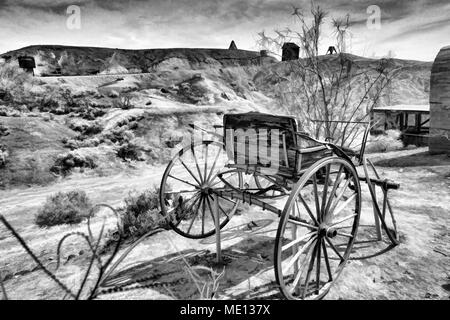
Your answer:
[0,45,433,188]
[0,45,274,76]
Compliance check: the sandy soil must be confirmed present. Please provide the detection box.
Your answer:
[0,148,449,300]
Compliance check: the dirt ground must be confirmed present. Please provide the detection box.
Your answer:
[0,147,449,300]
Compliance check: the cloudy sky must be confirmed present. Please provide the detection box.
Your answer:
[0,0,449,61]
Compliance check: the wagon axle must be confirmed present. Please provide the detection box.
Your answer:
[319,226,338,239]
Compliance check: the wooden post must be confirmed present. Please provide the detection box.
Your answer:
[372,187,382,241]
[416,113,421,133]
[213,193,222,264]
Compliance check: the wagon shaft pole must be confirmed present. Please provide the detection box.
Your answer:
[213,193,222,264]
[371,186,382,241]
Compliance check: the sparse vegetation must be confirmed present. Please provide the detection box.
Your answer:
[115,140,145,161]
[118,187,172,240]
[0,62,35,106]
[0,145,8,168]
[0,122,9,137]
[35,190,93,227]
[67,119,103,136]
[62,136,102,150]
[366,130,404,153]
[113,93,134,110]
[258,4,394,149]
[51,151,97,175]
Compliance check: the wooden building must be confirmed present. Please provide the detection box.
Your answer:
[372,104,430,146]
[429,46,450,154]
[17,56,36,75]
[282,43,299,61]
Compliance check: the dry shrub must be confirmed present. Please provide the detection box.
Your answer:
[0,62,35,105]
[51,152,97,175]
[35,190,93,227]
[119,187,172,240]
[365,130,404,153]
[67,119,103,136]
[0,145,8,168]
[0,122,9,137]
[113,93,134,110]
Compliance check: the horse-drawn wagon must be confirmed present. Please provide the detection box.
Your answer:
[160,112,400,300]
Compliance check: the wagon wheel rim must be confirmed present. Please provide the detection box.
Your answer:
[275,157,361,300]
[160,141,242,239]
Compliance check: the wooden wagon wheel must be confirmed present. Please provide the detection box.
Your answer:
[274,156,361,300]
[160,141,242,239]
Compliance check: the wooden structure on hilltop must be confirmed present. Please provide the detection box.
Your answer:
[228,40,238,50]
[18,56,36,75]
[282,43,299,61]
[429,46,450,154]
[372,104,430,146]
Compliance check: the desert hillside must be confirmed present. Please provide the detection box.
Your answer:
[0,45,273,76]
[0,45,432,188]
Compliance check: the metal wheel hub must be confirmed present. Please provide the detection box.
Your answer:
[200,185,213,195]
[319,225,337,238]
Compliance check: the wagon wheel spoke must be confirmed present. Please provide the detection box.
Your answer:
[324,164,344,216]
[187,196,202,233]
[327,178,351,217]
[178,160,202,186]
[294,200,301,218]
[315,238,322,294]
[164,189,198,195]
[312,174,321,221]
[322,240,333,281]
[329,213,357,227]
[320,164,331,221]
[172,195,201,226]
[324,236,344,261]
[218,204,230,219]
[168,174,199,189]
[297,196,319,226]
[283,236,317,274]
[301,241,318,299]
[203,143,209,182]
[186,197,203,234]
[291,238,317,294]
[282,231,316,252]
[336,232,354,238]
[206,146,222,183]
[287,218,318,230]
[330,193,357,217]
[191,144,205,184]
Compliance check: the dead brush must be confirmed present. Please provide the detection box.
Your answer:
[0,188,226,300]
[0,204,162,300]
[113,93,134,110]
[0,199,195,300]
[185,265,225,299]
[165,236,226,300]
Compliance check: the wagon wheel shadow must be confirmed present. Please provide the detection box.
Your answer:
[332,224,400,260]
[199,219,275,245]
[99,223,280,299]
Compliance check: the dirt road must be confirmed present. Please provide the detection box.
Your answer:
[0,148,449,300]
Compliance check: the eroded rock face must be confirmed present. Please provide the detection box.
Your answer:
[430,46,450,154]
